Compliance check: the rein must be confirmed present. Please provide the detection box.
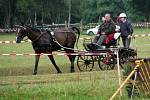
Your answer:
[28,29,44,42]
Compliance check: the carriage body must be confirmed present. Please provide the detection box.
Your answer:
[77,38,137,71]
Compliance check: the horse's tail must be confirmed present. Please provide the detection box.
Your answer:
[72,27,80,49]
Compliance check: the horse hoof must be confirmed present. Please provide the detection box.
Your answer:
[33,72,37,75]
[71,69,75,73]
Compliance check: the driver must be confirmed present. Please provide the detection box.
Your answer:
[92,13,116,49]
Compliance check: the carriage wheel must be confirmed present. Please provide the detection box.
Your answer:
[77,55,94,71]
[98,55,115,70]
[119,51,136,68]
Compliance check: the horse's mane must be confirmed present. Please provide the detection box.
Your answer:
[26,26,41,32]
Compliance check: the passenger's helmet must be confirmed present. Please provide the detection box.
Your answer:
[119,13,127,18]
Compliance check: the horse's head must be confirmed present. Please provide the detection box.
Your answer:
[15,26,28,43]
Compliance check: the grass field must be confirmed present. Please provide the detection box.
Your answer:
[0,28,150,100]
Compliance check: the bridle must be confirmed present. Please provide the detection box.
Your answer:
[16,25,45,42]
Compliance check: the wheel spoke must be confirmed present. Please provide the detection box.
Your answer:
[87,65,93,70]
[80,56,85,60]
[81,65,86,71]
[77,56,94,71]
[78,63,85,67]
[84,65,87,71]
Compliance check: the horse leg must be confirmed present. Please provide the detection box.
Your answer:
[67,55,76,72]
[48,55,62,73]
[66,49,76,72]
[33,55,40,75]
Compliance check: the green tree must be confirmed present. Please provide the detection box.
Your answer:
[132,0,150,21]
[0,0,149,28]
[0,0,17,28]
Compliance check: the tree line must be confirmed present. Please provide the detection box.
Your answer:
[0,0,149,28]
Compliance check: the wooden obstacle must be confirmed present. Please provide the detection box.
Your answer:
[129,58,150,97]
[110,58,150,100]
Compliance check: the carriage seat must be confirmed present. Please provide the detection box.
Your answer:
[101,32,119,48]
[86,32,119,51]
[103,33,115,45]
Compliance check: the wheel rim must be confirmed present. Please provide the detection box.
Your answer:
[77,56,94,71]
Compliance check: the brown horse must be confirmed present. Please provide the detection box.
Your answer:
[16,26,80,75]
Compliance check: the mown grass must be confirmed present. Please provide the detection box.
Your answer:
[0,71,128,100]
[0,80,119,100]
[0,28,150,100]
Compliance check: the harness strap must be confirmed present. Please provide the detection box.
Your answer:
[50,31,57,43]
[31,30,44,42]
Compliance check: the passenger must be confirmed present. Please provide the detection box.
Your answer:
[119,13,133,48]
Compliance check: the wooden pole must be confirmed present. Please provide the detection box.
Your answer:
[68,0,71,28]
[65,20,67,29]
[34,12,37,26]
[116,50,122,97]
[80,20,83,32]
[110,68,137,100]
[131,71,138,99]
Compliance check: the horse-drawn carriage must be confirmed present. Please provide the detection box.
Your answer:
[76,34,137,71]
[15,25,137,74]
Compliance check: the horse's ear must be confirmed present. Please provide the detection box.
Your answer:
[15,25,26,30]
